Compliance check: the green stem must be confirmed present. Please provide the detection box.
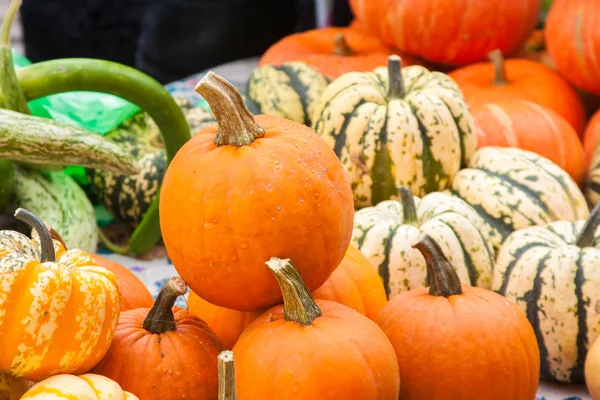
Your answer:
[265,257,322,325]
[14,208,55,262]
[488,49,508,86]
[387,55,405,99]
[218,351,237,400]
[195,72,265,147]
[412,233,463,297]
[0,0,20,46]
[332,33,354,56]
[575,203,600,248]
[398,186,418,225]
[142,276,187,334]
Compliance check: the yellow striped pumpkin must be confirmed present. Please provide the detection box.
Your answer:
[312,55,477,208]
[20,374,138,399]
[492,204,600,383]
[0,209,121,381]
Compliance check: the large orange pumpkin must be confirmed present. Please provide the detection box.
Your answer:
[350,0,540,66]
[473,100,585,185]
[545,0,600,95]
[448,50,586,133]
[259,26,421,79]
[232,258,400,399]
[377,233,540,400]
[584,110,600,168]
[188,244,387,348]
[159,72,354,311]
[91,277,224,400]
[90,254,153,311]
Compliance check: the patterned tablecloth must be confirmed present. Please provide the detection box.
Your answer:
[99,57,593,400]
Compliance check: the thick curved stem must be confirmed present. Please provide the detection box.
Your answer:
[412,233,462,297]
[398,186,418,225]
[576,203,600,248]
[332,33,354,56]
[142,276,187,334]
[0,0,20,46]
[195,72,265,147]
[218,351,237,400]
[387,55,405,99]
[488,49,508,86]
[265,257,322,325]
[14,208,55,262]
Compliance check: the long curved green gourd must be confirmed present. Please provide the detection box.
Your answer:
[0,59,192,255]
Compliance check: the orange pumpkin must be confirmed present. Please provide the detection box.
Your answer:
[259,26,422,79]
[584,110,600,168]
[159,72,354,311]
[545,0,600,95]
[350,0,540,66]
[448,50,586,134]
[473,100,585,185]
[91,277,224,400]
[20,374,138,400]
[90,254,153,311]
[377,233,540,400]
[188,244,387,348]
[232,258,400,399]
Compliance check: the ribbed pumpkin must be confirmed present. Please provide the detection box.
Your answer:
[378,233,540,400]
[312,55,476,208]
[352,188,494,299]
[246,62,329,126]
[232,258,400,399]
[20,374,138,400]
[451,147,589,251]
[159,72,354,311]
[584,109,600,168]
[91,277,224,400]
[492,204,600,383]
[188,244,388,348]
[350,0,540,66]
[448,50,586,134]
[0,373,32,400]
[0,208,120,381]
[545,0,600,95]
[473,100,585,185]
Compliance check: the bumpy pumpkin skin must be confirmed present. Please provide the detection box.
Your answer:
[20,373,138,400]
[493,220,600,383]
[312,59,476,207]
[160,114,354,311]
[0,232,121,381]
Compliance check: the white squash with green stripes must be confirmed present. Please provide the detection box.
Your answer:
[452,146,589,252]
[312,55,476,208]
[352,187,494,299]
[492,205,600,383]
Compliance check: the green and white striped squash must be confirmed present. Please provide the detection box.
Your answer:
[585,145,600,208]
[311,55,477,208]
[246,62,329,126]
[492,205,600,383]
[451,146,589,252]
[352,187,494,299]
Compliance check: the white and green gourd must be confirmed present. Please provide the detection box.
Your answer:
[352,187,494,299]
[492,203,600,384]
[311,55,477,208]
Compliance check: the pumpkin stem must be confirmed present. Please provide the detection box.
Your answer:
[398,186,418,225]
[14,208,55,262]
[332,33,355,57]
[488,49,508,86]
[218,350,237,400]
[0,0,20,47]
[387,55,405,99]
[412,233,463,297]
[575,203,600,248]
[195,72,265,147]
[265,257,322,326]
[142,276,187,334]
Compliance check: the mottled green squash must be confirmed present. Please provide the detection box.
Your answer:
[352,187,494,299]
[312,55,476,208]
[246,62,329,126]
[492,204,600,383]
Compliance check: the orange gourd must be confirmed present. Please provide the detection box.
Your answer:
[473,100,585,185]
[159,72,354,311]
[232,257,400,399]
[91,277,224,400]
[584,110,600,168]
[449,50,586,134]
[377,234,540,400]
[188,244,387,348]
[20,374,138,399]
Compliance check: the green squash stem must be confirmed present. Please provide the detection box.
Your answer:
[412,233,463,297]
[387,55,405,99]
[575,203,600,248]
[142,276,187,334]
[14,207,55,262]
[332,33,355,56]
[195,72,265,147]
[0,0,29,114]
[488,49,508,86]
[265,257,322,325]
[218,350,237,400]
[398,186,418,225]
